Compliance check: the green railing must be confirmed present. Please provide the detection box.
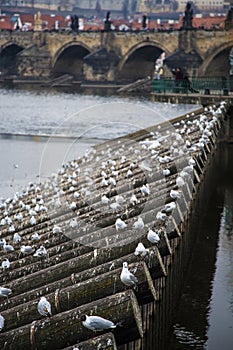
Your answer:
[152,77,232,95]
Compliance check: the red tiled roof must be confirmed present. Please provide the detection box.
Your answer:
[0,13,227,31]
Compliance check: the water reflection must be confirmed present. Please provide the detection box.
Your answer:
[169,143,233,350]
[205,188,233,350]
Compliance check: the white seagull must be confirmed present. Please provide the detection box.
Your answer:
[0,286,12,298]
[115,218,127,231]
[134,242,148,257]
[120,262,138,289]
[52,225,62,234]
[81,314,117,331]
[156,211,167,222]
[140,184,150,196]
[13,232,22,244]
[3,241,14,252]
[133,217,144,230]
[147,229,160,244]
[37,296,52,317]
[33,245,47,258]
[1,258,11,270]
[20,245,34,255]
[170,189,181,200]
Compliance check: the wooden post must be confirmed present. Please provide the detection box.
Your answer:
[61,332,118,350]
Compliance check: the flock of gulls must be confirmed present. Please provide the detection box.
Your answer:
[0,102,226,349]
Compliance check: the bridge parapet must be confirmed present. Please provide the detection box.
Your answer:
[0,29,233,82]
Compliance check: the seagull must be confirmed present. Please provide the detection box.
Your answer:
[110,202,122,212]
[13,232,22,244]
[81,314,117,331]
[115,218,127,231]
[130,194,138,205]
[115,195,125,204]
[170,189,181,200]
[0,239,6,247]
[70,218,78,228]
[176,176,185,187]
[0,286,12,298]
[33,245,47,258]
[3,241,14,252]
[52,225,62,234]
[162,202,176,215]
[133,217,144,230]
[69,202,76,210]
[140,184,150,196]
[20,245,34,255]
[134,242,148,257]
[147,229,160,244]
[109,177,116,186]
[1,258,11,270]
[120,262,138,289]
[101,178,108,187]
[0,313,4,331]
[101,195,109,204]
[156,211,167,222]
[30,216,37,226]
[162,169,171,176]
[31,233,41,241]
[37,296,52,317]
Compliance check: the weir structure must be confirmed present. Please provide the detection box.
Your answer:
[0,101,229,349]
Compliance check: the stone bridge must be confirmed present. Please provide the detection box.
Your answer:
[0,29,232,82]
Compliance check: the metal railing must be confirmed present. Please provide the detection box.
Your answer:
[152,77,233,95]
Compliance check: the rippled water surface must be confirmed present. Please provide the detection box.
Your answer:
[169,143,233,350]
[0,88,198,199]
[0,88,198,139]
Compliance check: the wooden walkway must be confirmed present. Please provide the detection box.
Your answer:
[0,102,228,349]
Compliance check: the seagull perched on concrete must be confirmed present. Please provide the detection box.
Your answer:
[37,296,52,317]
[170,189,181,200]
[52,225,62,234]
[80,314,117,331]
[115,218,127,231]
[140,184,150,196]
[0,313,4,331]
[163,169,171,176]
[147,229,160,244]
[1,258,11,270]
[156,211,168,222]
[33,245,47,258]
[133,217,144,230]
[3,241,14,252]
[31,233,41,241]
[20,245,34,255]
[0,286,12,298]
[120,262,138,289]
[162,202,176,215]
[13,232,22,244]
[134,242,148,257]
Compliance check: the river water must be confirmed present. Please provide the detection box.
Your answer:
[0,87,232,349]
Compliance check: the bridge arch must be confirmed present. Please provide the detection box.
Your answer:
[117,41,170,81]
[0,43,24,75]
[52,42,91,79]
[198,42,233,77]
